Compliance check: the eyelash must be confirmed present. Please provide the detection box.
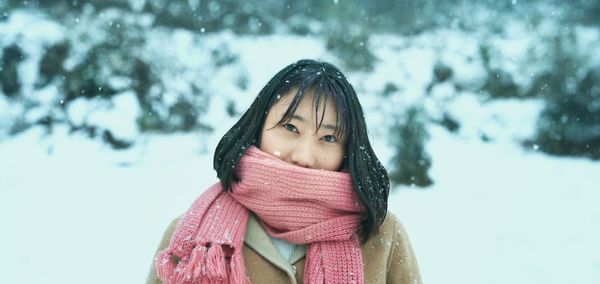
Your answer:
[322,135,337,143]
[282,123,338,143]
[283,123,298,133]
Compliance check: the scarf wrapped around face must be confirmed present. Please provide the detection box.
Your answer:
[155,146,366,283]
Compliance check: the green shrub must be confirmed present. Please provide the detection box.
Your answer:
[530,28,600,159]
[381,82,399,97]
[142,0,282,34]
[1,43,24,97]
[389,106,434,188]
[478,43,525,98]
[37,41,70,88]
[325,28,376,71]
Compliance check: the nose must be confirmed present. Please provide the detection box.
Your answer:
[290,142,315,168]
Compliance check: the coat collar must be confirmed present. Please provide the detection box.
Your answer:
[244,213,306,268]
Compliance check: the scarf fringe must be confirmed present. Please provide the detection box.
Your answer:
[187,246,207,281]
[155,251,176,281]
[172,262,191,284]
[158,244,243,283]
[205,244,227,280]
[229,253,248,284]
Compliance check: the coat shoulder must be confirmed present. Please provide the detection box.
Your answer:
[361,211,423,284]
[374,211,408,242]
[382,211,402,231]
[145,217,181,284]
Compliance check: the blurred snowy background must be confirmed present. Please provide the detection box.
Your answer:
[1,0,599,283]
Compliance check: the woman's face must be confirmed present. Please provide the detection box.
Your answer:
[259,90,346,171]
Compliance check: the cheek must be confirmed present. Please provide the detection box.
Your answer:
[259,132,272,153]
[259,130,287,157]
[318,147,346,171]
[259,107,286,155]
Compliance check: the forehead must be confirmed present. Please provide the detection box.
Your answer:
[273,88,338,119]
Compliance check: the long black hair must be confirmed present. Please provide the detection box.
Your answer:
[213,59,390,243]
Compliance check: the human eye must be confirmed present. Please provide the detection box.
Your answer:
[282,123,299,134]
[321,135,338,143]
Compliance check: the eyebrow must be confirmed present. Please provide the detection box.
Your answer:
[291,114,336,131]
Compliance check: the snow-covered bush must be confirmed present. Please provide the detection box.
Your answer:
[3,0,132,17]
[476,41,530,99]
[0,9,217,148]
[1,43,24,97]
[478,43,520,98]
[2,1,599,159]
[563,0,600,26]
[530,28,600,159]
[325,27,376,71]
[142,0,284,34]
[389,106,434,188]
[425,62,454,94]
[36,41,69,88]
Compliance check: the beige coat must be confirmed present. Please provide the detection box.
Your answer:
[146,212,422,284]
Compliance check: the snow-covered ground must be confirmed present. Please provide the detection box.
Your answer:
[2,120,599,284]
[1,9,600,284]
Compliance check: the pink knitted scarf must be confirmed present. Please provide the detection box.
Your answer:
[155,146,366,283]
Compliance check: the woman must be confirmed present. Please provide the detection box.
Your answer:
[147,60,422,283]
